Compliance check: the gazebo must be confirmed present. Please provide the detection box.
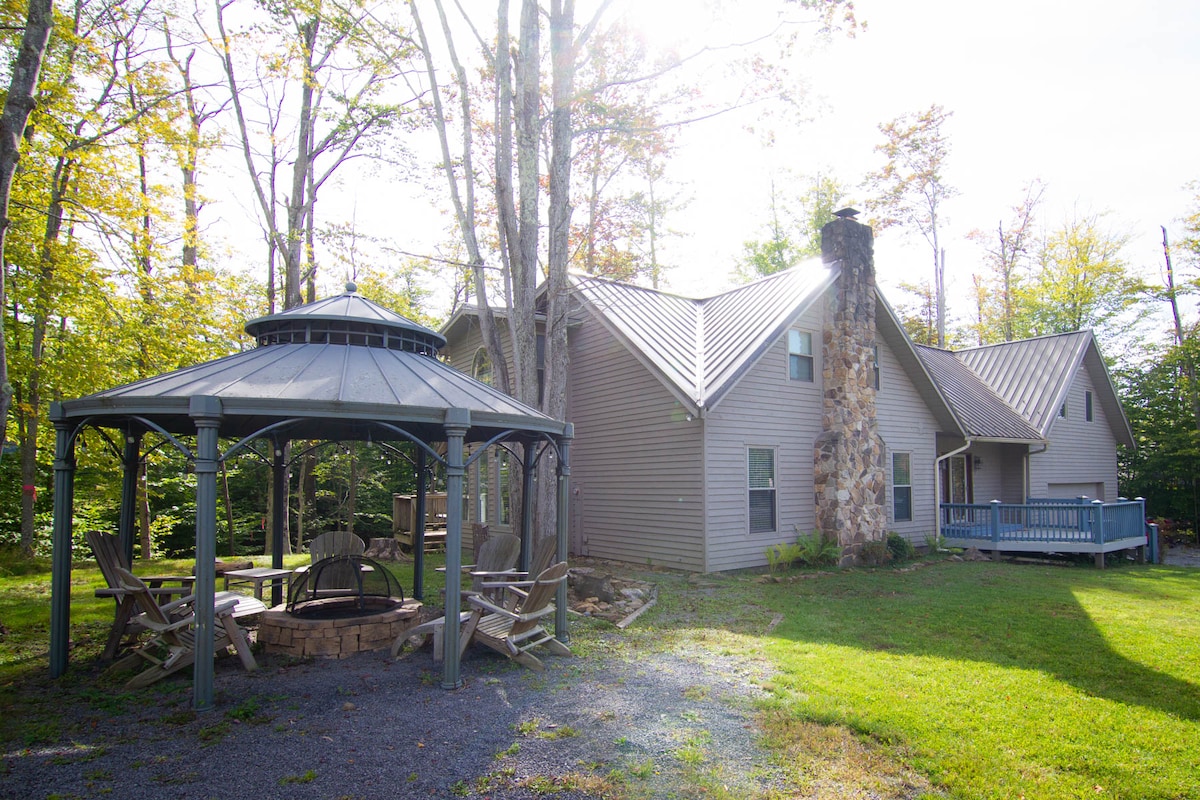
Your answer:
[48,286,572,709]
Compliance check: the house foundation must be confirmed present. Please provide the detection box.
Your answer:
[814,214,887,565]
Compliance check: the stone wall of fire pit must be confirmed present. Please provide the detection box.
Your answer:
[258,599,423,659]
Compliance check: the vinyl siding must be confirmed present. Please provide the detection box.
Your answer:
[703,302,825,572]
[965,441,1027,503]
[566,315,705,571]
[876,337,940,543]
[1029,367,1119,500]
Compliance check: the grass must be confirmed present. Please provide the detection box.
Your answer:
[2,550,1198,798]
[639,558,1200,800]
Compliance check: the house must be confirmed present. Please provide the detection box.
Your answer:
[440,217,1138,572]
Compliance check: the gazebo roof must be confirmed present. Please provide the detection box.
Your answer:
[57,286,562,443]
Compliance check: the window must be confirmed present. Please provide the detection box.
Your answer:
[1085,391,1094,422]
[788,330,813,382]
[873,344,880,390]
[893,452,912,522]
[748,448,777,534]
[1059,401,1067,419]
[472,348,493,386]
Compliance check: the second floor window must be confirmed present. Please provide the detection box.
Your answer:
[788,330,814,382]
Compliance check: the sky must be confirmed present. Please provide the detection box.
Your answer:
[205,0,1200,334]
[639,0,1200,326]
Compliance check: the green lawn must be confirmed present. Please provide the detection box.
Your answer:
[638,559,1200,800]
[2,552,1197,799]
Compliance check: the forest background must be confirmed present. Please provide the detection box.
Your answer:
[0,0,1197,559]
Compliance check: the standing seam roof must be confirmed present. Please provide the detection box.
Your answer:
[570,263,836,409]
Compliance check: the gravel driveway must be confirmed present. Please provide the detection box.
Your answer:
[1,624,779,799]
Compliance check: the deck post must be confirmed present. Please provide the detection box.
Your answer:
[1138,497,1156,564]
[1091,500,1105,569]
[989,500,1001,560]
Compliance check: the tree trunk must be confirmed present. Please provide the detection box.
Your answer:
[0,0,53,458]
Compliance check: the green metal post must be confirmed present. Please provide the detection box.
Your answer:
[555,424,573,643]
[49,407,76,679]
[521,440,536,572]
[190,396,222,711]
[441,408,470,689]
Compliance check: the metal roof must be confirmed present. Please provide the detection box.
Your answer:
[915,345,1044,441]
[570,263,838,409]
[57,288,562,443]
[954,330,1134,447]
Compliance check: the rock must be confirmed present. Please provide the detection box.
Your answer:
[571,571,617,602]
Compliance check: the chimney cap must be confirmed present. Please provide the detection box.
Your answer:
[833,207,860,220]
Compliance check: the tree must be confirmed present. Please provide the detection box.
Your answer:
[1018,211,1147,348]
[210,0,423,311]
[966,179,1045,343]
[0,0,53,467]
[736,172,846,283]
[864,104,957,347]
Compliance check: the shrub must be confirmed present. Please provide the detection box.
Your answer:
[859,539,892,566]
[795,529,841,566]
[886,532,915,562]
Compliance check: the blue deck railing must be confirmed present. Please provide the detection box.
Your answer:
[940,498,1150,553]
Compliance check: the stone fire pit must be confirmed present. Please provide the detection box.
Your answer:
[258,597,423,658]
[257,554,423,658]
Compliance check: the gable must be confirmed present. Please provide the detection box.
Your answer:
[955,331,1134,447]
[569,265,837,410]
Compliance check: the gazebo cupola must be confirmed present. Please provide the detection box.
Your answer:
[245,284,446,356]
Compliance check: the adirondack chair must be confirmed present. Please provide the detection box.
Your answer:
[464,561,571,672]
[109,567,258,689]
[465,533,522,594]
[294,531,366,587]
[86,529,196,660]
[475,535,558,610]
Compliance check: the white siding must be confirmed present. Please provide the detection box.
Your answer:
[566,316,706,571]
[875,336,941,544]
[1029,367,1119,500]
[704,302,825,571]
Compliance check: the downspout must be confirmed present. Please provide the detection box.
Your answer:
[934,439,972,542]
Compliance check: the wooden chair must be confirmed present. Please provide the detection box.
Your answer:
[108,567,258,689]
[465,561,572,672]
[86,530,196,660]
[294,531,365,586]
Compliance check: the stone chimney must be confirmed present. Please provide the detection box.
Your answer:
[814,214,887,565]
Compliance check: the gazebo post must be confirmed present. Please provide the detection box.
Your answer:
[413,447,427,600]
[520,440,535,572]
[118,431,141,565]
[441,408,470,689]
[270,441,287,605]
[190,396,222,711]
[48,405,76,679]
[555,424,573,643]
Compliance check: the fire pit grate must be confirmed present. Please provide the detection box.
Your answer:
[287,554,405,618]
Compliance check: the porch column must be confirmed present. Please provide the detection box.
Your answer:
[441,408,470,689]
[48,406,76,679]
[190,396,222,711]
[555,424,573,643]
[119,432,141,564]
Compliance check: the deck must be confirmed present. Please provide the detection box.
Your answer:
[940,498,1158,566]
